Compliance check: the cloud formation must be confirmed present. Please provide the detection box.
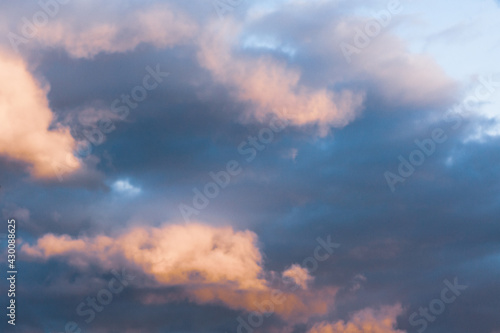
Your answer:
[309,304,405,333]
[197,23,365,135]
[282,264,313,290]
[0,50,80,178]
[23,223,266,289]
[22,222,337,320]
[34,1,198,58]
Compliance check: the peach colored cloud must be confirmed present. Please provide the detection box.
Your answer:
[282,264,313,290]
[197,23,365,135]
[308,304,406,333]
[136,285,336,322]
[23,223,266,289]
[0,51,80,178]
[34,2,198,58]
[189,285,337,322]
[22,222,337,320]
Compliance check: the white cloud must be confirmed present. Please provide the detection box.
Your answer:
[112,179,141,195]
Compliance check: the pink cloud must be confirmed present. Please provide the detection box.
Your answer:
[0,51,80,179]
[23,223,266,289]
[22,222,337,320]
[308,304,406,333]
[34,2,198,58]
[282,264,313,290]
[197,23,365,135]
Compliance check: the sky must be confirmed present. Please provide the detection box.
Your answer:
[0,0,499,332]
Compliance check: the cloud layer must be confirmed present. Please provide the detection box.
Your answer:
[1,0,500,332]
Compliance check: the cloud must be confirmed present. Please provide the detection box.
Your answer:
[6,0,455,138]
[192,0,457,135]
[3,1,491,331]
[282,264,313,289]
[2,205,30,221]
[22,222,337,320]
[0,50,80,178]
[111,179,141,195]
[22,223,266,289]
[197,22,365,135]
[34,1,198,58]
[308,304,405,333]
[193,285,337,322]
[245,1,458,111]
[348,274,367,292]
[347,34,458,110]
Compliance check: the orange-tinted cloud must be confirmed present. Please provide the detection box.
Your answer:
[188,285,336,321]
[0,51,80,178]
[35,2,198,58]
[23,223,266,289]
[308,304,406,333]
[22,222,337,320]
[197,23,365,135]
[282,264,313,290]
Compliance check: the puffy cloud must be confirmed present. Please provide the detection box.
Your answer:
[23,223,266,289]
[197,22,365,135]
[22,222,337,320]
[23,233,87,257]
[34,1,198,58]
[0,51,80,178]
[308,304,405,333]
[282,264,313,289]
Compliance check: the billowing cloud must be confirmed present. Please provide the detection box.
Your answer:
[22,222,337,320]
[23,223,266,289]
[282,264,313,290]
[33,1,198,58]
[308,304,405,333]
[197,22,365,135]
[0,50,80,178]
